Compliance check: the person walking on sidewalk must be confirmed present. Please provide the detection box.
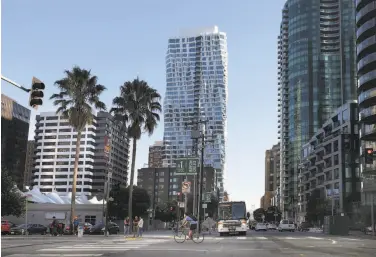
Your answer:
[124,217,130,236]
[137,217,144,237]
[133,216,139,237]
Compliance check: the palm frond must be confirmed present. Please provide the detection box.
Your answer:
[110,78,162,139]
[51,66,107,131]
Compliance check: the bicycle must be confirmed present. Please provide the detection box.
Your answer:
[173,225,204,244]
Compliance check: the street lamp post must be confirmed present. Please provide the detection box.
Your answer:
[24,186,30,236]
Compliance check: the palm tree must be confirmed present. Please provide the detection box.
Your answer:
[111,78,161,233]
[50,66,106,232]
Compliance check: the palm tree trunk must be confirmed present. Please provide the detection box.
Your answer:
[70,130,82,234]
[128,138,137,234]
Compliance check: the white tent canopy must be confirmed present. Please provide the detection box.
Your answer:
[22,186,105,205]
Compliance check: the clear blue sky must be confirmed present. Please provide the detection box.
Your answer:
[2,0,285,209]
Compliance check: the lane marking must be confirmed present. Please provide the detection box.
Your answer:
[254,236,267,239]
[39,248,132,252]
[237,237,246,240]
[307,236,324,240]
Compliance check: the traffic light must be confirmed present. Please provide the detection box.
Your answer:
[365,148,374,164]
[29,77,45,110]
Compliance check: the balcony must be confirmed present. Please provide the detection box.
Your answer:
[359,105,376,124]
[358,86,376,108]
[360,123,376,141]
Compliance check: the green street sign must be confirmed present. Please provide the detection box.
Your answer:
[175,158,199,175]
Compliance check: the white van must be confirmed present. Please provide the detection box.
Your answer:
[278,220,295,232]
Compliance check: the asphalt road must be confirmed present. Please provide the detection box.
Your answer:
[2,231,376,257]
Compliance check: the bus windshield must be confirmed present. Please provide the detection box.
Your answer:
[218,202,246,220]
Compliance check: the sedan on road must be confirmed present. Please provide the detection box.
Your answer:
[267,223,277,230]
[255,223,268,231]
[10,224,47,235]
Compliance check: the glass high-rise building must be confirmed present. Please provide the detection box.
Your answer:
[277,0,358,218]
[162,26,228,199]
[356,0,376,207]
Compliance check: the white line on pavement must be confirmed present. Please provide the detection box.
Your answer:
[307,236,324,240]
[254,236,267,239]
[236,237,247,239]
[39,248,131,252]
[6,254,103,257]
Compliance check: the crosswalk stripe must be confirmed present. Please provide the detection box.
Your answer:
[37,239,169,253]
[254,236,267,239]
[40,249,131,252]
[236,237,247,240]
[7,253,103,257]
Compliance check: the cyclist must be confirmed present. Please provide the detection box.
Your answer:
[182,213,197,239]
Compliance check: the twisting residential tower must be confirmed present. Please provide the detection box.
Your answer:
[163,26,228,200]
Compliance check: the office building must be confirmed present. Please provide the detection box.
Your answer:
[1,94,31,188]
[24,140,35,187]
[137,167,217,211]
[297,102,360,223]
[92,111,129,195]
[260,192,274,210]
[356,0,376,205]
[162,26,228,200]
[148,141,164,168]
[277,0,358,218]
[32,112,129,196]
[262,144,281,209]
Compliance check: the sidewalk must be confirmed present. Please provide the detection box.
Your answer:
[348,230,376,240]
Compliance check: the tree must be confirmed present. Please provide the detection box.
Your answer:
[265,206,282,223]
[108,186,150,219]
[154,201,178,222]
[111,78,162,231]
[1,167,25,217]
[50,66,106,232]
[223,191,229,201]
[253,208,266,222]
[305,188,329,224]
[206,195,219,219]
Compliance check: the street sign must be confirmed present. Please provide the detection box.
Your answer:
[108,172,112,179]
[175,158,199,175]
[182,181,191,194]
[274,213,278,217]
[202,203,207,209]
[178,202,185,208]
[202,192,212,203]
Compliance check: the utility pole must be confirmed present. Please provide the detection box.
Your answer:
[185,119,215,233]
[371,193,375,237]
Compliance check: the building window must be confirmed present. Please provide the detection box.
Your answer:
[85,215,96,225]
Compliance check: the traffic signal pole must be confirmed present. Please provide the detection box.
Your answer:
[1,75,31,92]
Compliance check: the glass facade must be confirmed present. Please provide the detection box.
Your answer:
[356,0,376,203]
[163,27,228,199]
[278,0,357,218]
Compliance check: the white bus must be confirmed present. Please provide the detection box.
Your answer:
[217,201,248,236]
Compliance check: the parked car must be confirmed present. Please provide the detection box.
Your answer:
[278,220,295,232]
[255,223,268,231]
[89,222,119,235]
[1,220,15,235]
[248,220,257,230]
[298,222,311,232]
[10,224,47,235]
[267,223,277,230]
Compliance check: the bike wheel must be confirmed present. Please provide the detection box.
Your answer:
[174,231,186,243]
[192,231,204,244]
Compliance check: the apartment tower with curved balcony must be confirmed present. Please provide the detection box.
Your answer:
[163,26,228,200]
[356,0,376,204]
[277,0,358,218]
